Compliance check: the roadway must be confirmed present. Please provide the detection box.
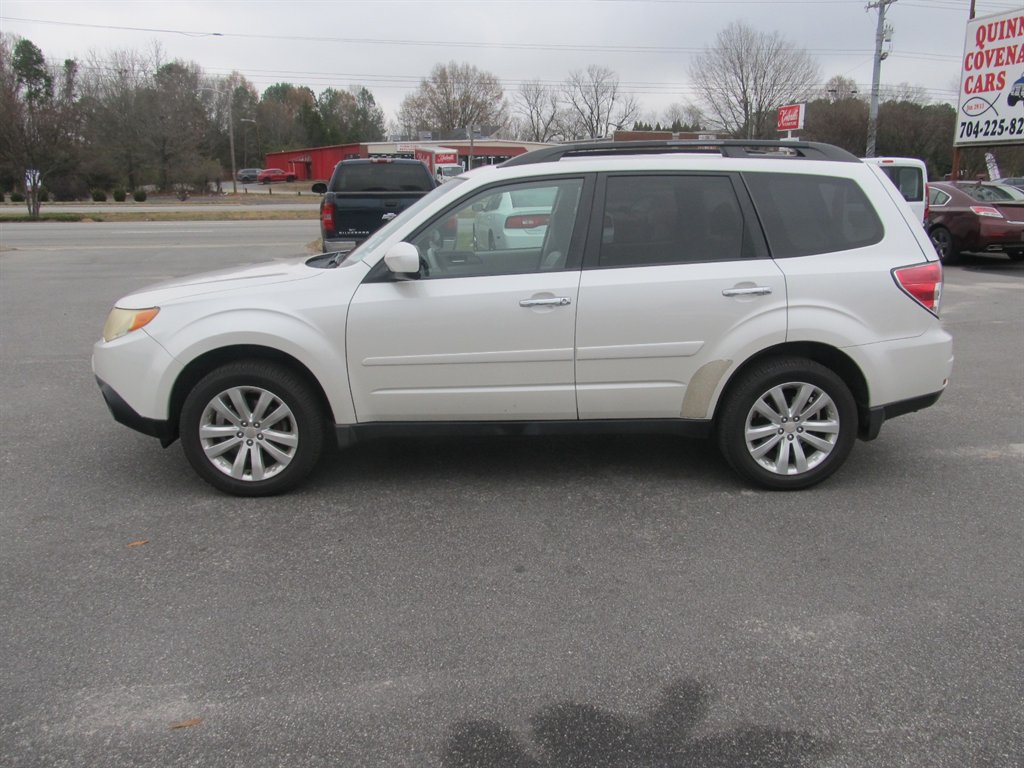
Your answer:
[1,220,1021,767]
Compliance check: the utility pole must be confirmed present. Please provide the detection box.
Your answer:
[949,0,978,181]
[865,0,896,157]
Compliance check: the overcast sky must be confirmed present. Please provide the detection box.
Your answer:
[1,0,1017,123]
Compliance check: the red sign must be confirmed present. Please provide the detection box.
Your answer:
[777,103,805,132]
[435,152,458,164]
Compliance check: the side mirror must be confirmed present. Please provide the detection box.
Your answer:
[383,242,421,276]
[312,182,327,194]
[472,202,486,212]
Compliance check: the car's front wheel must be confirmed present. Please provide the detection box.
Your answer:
[717,357,857,490]
[179,361,325,496]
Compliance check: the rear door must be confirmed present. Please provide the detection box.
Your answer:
[574,173,787,420]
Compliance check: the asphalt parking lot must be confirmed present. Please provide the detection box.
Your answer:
[1,220,1022,767]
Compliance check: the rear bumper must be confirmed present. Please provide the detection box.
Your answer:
[322,236,362,254]
[859,390,944,441]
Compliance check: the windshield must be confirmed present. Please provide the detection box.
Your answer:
[341,179,468,265]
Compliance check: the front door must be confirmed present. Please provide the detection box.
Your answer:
[346,176,589,422]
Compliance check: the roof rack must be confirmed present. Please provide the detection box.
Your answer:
[501,139,859,167]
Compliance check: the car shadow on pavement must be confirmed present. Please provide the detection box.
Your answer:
[441,677,835,768]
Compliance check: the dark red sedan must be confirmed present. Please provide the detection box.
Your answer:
[927,181,1024,263]
[257,168,296,184]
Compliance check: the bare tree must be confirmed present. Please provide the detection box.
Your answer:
[879,82,931,106]
[662,102,705,131]
[820,74,860,102]
[690,21,820,139]
[561,65,641,140]
[513,79,562,142]
[397,61,506,139]
[79,47,159,192]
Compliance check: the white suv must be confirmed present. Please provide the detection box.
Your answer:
[93,140,952,496]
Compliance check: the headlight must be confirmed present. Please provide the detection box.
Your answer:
[102,307,159,342]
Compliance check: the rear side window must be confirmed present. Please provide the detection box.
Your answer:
[598,175,753,268]
[331,163,433,192]
[879,166,924,203]
[745,172,884,259]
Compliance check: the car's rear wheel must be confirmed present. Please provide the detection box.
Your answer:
[929,226,960,264]
[717,357,857,490]
[179,361,325,496]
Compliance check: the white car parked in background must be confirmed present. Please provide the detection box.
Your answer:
[94,140,952,496]
[472,185,557,250]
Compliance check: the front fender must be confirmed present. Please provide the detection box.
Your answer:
[151,306,356,426]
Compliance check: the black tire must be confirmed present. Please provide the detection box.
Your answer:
[717,357,857,490]
[929,226,960,265]
[179,361,326,496]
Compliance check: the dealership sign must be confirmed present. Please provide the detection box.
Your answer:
[777,103,805,133]
[956,9,1024,147]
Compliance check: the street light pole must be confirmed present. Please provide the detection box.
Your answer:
[227,97,237,194]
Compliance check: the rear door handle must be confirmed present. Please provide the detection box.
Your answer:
[520,297,571,307]
[722,286,772,297]
[381,212,398,221]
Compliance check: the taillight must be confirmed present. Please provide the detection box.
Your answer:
[320,199,335,230]
[505,214,550,229]
[970,205,1003,218]
[893,262,942,315]
[369,158,393,164]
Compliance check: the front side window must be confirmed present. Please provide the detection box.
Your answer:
[407,178,584,279]
[745,172,884,259]
[598,175,751,268]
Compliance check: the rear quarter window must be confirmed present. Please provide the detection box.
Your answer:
[745,172,884,259]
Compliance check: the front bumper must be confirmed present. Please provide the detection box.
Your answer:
[96,377,176,446]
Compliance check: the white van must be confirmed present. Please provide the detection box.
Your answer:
[862,156,928,224]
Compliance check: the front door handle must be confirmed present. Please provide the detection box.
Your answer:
[520,297,571,307]
[722,286,772,297]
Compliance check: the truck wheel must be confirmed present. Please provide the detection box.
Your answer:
[179,361,325,496]
[717,357,857,490]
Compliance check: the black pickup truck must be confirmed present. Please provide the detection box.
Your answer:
[312,158,436,253]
